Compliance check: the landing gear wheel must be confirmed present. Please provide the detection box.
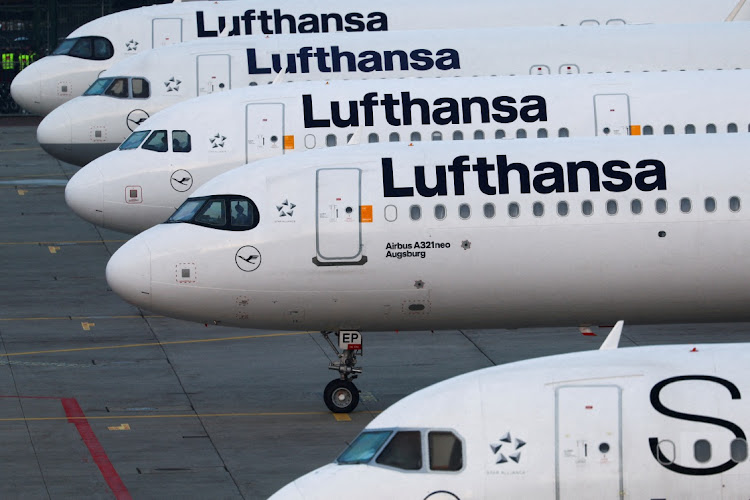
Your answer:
[324,379,359,413]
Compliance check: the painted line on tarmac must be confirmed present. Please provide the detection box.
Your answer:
[0,314,163,322]
[0,147,42,153]
[2,331,312,357]
[0,239,128,246]
[0,410,379,422]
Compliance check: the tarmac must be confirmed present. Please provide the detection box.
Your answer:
[1,116,750,499]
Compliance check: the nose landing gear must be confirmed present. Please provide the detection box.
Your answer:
[321,331,362,413]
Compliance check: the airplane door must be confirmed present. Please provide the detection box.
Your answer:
[245,103,284,163]
[556,386,622,500]
[594,94,631,136]
[152,18,183,48]
[197,54,231,96]
[315,168,363,264]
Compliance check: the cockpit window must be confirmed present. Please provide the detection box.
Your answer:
[337,431,393,465]
[52,36,114,60]
[167,196,260,231]
[172,130,191,152]
[132,78,150,98]
[142,130,168,152]
[119,130,150,150]
[84,78,113,96]
[376,431,422,470]
[428,431,463,471]
[104,78,129,98]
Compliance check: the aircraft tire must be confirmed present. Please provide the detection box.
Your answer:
[323,379,359,413]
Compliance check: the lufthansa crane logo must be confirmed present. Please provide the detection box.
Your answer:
[235,246,261,272]
[170,169,193,192]
[126,109,150,131]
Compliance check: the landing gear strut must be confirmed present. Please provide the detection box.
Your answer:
[321,331,362,413]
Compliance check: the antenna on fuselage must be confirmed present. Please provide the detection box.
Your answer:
[271,67,288,85]
[599,320,624,350]
[347,127,362,145]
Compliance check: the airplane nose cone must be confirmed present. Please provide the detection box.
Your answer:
[65,164,103,226]
[10,65,42,115]
[106,237,152,310]
[37,107,76,163]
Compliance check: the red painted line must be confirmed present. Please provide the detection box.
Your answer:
[61,398,132,500]
[582,332,597,336]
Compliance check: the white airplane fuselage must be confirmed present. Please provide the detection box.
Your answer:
[105,135,750,331]
[38,22,750,165]
[17,0,736,116]
[269,343,750,499]
[66,70,750,234]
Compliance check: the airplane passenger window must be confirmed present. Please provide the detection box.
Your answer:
[643,126,654,136]
[537,128,548,138]
[326,134,336,147]
[410,205,421,221]
[495,130,505,139]
[172,131,191,153]
[132,78,150,98]
[557,201,569,216]
[656,198,667,214]
[558,128,569,138]
[706,124,717,134]
[83,78,113,96]
[346,133,354,143]
[694,439,711,463]
[664,125,675,135]
[368,133,379,143]
[631,199,643,214]
[532,202,544,217]
[685,124,696,135]
[582,200,593,216]
[119,130,150,150]
[730,196,741,212]
[516,129,527,139]
[656,440,676,465]
[249,82,258,86]
[142,130,168,152]
[428,432,463,472]
[459,203,470,219]
[376,431,422,471]
[194,199,226,227]
[483,203,495,219]
[508,202,520,218]
[104,78,129,98]
[474,130,484,140]
[434,204,446,220]
[606,199,617,215]
[337,430,393,464]
[453,131,463,141]
[728,123,738,133]
[410,132,421,142]
[680,198,691,213]
[432,131,443,141]
[389,132,399,143]
[731,439,748,463]
[705,197,717,213]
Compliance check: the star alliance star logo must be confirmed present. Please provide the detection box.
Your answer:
[210,133,226,148]
[490,432,526,464]
[276,199,295,217]
[164,77,181,92]
[126,39,139,51]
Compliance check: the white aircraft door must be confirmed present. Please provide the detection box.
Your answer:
[245,103,284,163]
[594,94,631,136]
[197,54,231,96]
[556,385,622,500]
[152,18,183,48]
[315,168,363,263]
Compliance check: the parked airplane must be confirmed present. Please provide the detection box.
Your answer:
[105,134,750,411]
[67,70,750,234]
[15,0,736,116]
[37,22,750,166]
[269,332,750,499]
